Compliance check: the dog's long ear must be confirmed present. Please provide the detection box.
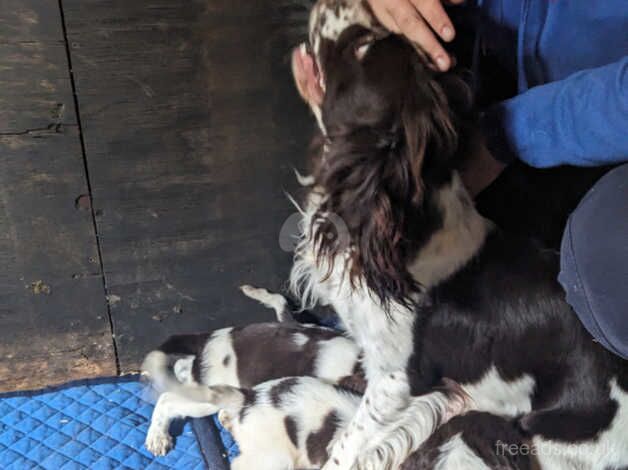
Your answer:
[401,66,459,198]
[313,123,421,308]
[312,65,462,308]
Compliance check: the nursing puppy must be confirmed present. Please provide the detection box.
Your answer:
[213,376,362,470]
[289,1,628,468]
[142,285,363,456]
[207,377,529,470]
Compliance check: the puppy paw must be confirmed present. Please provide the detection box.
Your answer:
[217,409,234,432]
[145,427,173,456]
[440,378,471,420]
[239,284,257,295]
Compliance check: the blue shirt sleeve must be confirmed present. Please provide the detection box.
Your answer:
[482,56,628,168]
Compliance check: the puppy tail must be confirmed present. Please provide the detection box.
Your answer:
[142,350,185,395]
[142,351,248,408]
[240,285,296,324]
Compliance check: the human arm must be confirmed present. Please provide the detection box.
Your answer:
[482,57,628,168]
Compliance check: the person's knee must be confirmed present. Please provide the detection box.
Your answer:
[559,163,628,359]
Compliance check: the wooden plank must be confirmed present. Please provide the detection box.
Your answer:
[62,0,314,371]
[0,0,116,391]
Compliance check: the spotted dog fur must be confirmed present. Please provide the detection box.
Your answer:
[216,376,360,470]
[210,374,525,470]
[180,374,480,470]
[309,0,384,60]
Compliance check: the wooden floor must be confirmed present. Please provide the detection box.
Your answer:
[0,0,313,391]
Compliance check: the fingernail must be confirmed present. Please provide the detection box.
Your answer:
[441,26,454,41]
[436,55,449,71]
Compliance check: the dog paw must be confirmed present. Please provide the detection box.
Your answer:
[145,428,173,456]
[440,378,471,420]
[443,397,467,422]
[218,409,234,432]
[239,284,256,295]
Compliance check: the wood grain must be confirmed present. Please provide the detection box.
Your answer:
[62,0,315,371]
[0,0,116,391]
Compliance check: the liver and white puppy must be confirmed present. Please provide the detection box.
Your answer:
[213,376,361,470]
[201,377,531,470]
[142,285,363,456]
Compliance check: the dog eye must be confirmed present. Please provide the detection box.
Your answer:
[354,35,375,60]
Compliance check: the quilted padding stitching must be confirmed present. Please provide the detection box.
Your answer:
[0,380,205,470]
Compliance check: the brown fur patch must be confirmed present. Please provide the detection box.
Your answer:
[306,411,341,465]
[231,323,342,387]
[270,377,300,406]
[284,416,299,448]
[238,388,258,423]
[337,362,367,394]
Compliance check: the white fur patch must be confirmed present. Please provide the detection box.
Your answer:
[309,0,377,56]
[173,356,195,384]
[314,336,361,382]
[462,365,535,417]
[434,434,489,470]
[293,332,310,347]
[318,2,372,42]
[230,377,360,470]
[294,168,315,187]
[240,285,289,322]
[229,406,298,470]
[409,173,492,289]
[533,379,628,469]
[198,327,239,386]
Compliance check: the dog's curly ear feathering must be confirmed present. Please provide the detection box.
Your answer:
[300,26,474,307]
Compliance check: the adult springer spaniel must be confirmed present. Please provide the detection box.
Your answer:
[290,1,628,468]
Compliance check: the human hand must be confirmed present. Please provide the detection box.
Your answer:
[367,0,464,71]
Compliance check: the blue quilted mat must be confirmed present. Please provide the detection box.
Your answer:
[0,377,206,470]
[213,415,239,460]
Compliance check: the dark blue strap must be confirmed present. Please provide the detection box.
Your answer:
[192,417,230,470]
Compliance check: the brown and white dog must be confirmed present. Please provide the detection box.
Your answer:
[289,1,628,469]
[200,375,494,470]
[192,372,530,470]
[142,285,364,457]
[212,376,362,470]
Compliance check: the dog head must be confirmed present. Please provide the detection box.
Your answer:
[292,0,388,131]
[292,0,473,307]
